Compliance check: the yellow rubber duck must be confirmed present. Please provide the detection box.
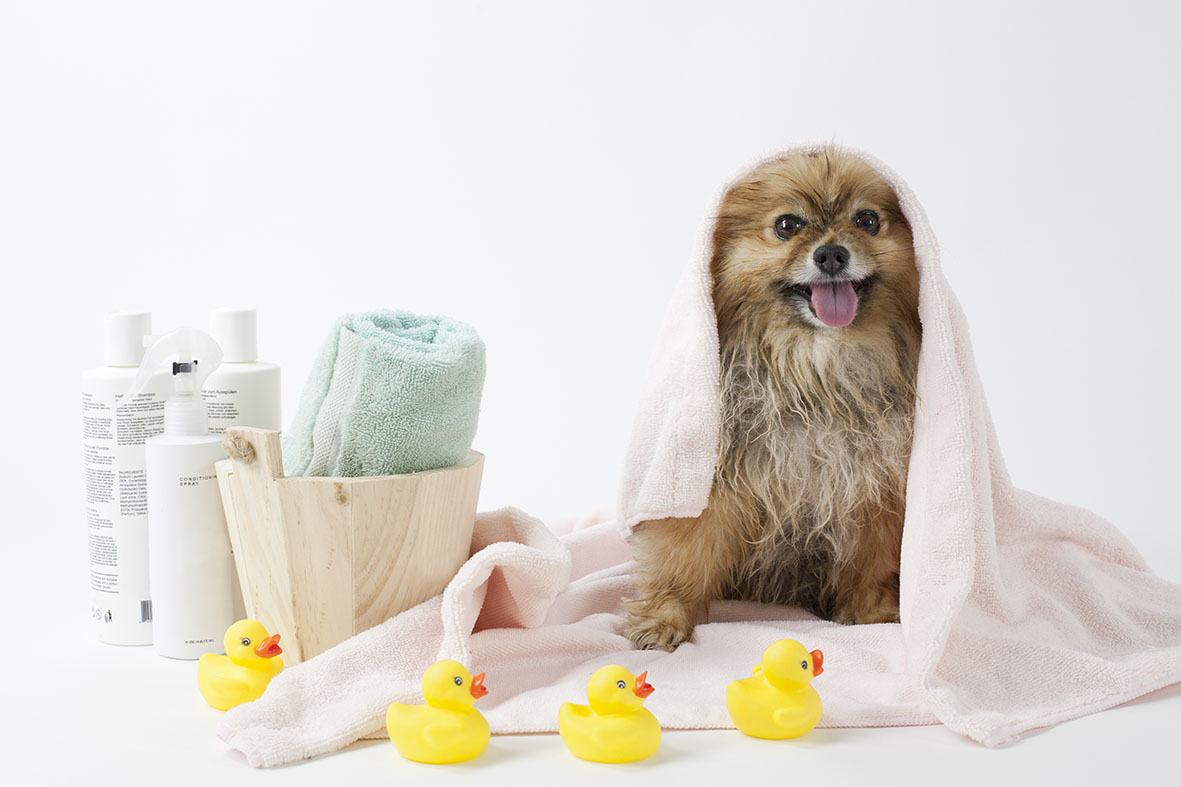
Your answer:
[197,619,284,711]
[386,659,490,764]
[558,665,659,763]
[726,639,824,739]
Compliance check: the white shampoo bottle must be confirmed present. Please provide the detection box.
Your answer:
[204,307,281,435]
[82,311,170,645]
[120,328,233,660]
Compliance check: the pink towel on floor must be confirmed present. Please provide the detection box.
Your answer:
[218,146,1181,767]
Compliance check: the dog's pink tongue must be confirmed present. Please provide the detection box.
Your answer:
[810,281,858,327]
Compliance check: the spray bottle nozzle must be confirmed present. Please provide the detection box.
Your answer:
[120,328,223,437]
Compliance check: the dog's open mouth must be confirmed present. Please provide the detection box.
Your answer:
[781,275,875,328]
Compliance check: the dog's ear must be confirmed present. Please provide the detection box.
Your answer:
[708,185,745,280]
[708,222,730,279]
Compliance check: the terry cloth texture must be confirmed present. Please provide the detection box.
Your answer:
[283,310,485,477]
[220,148,1181,767]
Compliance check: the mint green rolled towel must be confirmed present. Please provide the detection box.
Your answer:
[283,310,485,477]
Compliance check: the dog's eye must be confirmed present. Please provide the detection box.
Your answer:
[854,210,880,235]
[773,214,807,240]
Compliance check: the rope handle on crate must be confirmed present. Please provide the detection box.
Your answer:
[223,434,256,464]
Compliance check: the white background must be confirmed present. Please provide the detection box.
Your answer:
[1,1,1179,785]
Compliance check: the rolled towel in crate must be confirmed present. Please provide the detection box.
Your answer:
[284,310,486,477]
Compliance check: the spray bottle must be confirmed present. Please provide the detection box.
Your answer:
[120,328,234,659]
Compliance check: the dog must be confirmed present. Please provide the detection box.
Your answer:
[623,148,922,651]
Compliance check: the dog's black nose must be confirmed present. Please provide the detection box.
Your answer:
[813,244,850,276]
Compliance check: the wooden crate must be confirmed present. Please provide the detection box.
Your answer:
[214,426,484,665]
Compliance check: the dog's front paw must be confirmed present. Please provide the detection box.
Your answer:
[622,616,693,651]
[621,604,695,651]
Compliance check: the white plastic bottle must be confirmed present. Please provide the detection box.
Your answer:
[82,311,171,645]
[120,328,234,660]
[203,307,281,435]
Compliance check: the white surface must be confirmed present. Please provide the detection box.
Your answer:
[1,1,1178,784]
[7,639,1181,785]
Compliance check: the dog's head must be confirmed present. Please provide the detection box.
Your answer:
[710,148,920,363]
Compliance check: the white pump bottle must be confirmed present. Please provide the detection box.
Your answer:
[120,328,234,660]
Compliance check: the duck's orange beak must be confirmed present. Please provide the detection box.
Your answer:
[810,649,824,677]
[254,634,282,659]
[633,671,655,699]
[469,672,488,699]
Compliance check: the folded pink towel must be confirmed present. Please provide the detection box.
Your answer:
[219,146,1181,766]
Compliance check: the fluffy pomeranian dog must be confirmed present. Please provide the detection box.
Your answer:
[624,148,922,651]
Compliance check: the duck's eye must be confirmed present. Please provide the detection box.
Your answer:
[800,661,808,670]
[774,214,807,241]
[453,676,463,686]
[616,680,627,690]
[241,638,251,647]
[854,210,880,235]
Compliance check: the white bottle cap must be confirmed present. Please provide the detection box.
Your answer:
[210,307,258,363]
[104,311,153,367]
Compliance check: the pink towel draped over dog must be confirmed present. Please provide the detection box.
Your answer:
[218,147,1181,767]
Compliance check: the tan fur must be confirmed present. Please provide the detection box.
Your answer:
[624,148,921,651]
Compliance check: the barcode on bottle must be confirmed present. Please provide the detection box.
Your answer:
[139,600,153,623]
